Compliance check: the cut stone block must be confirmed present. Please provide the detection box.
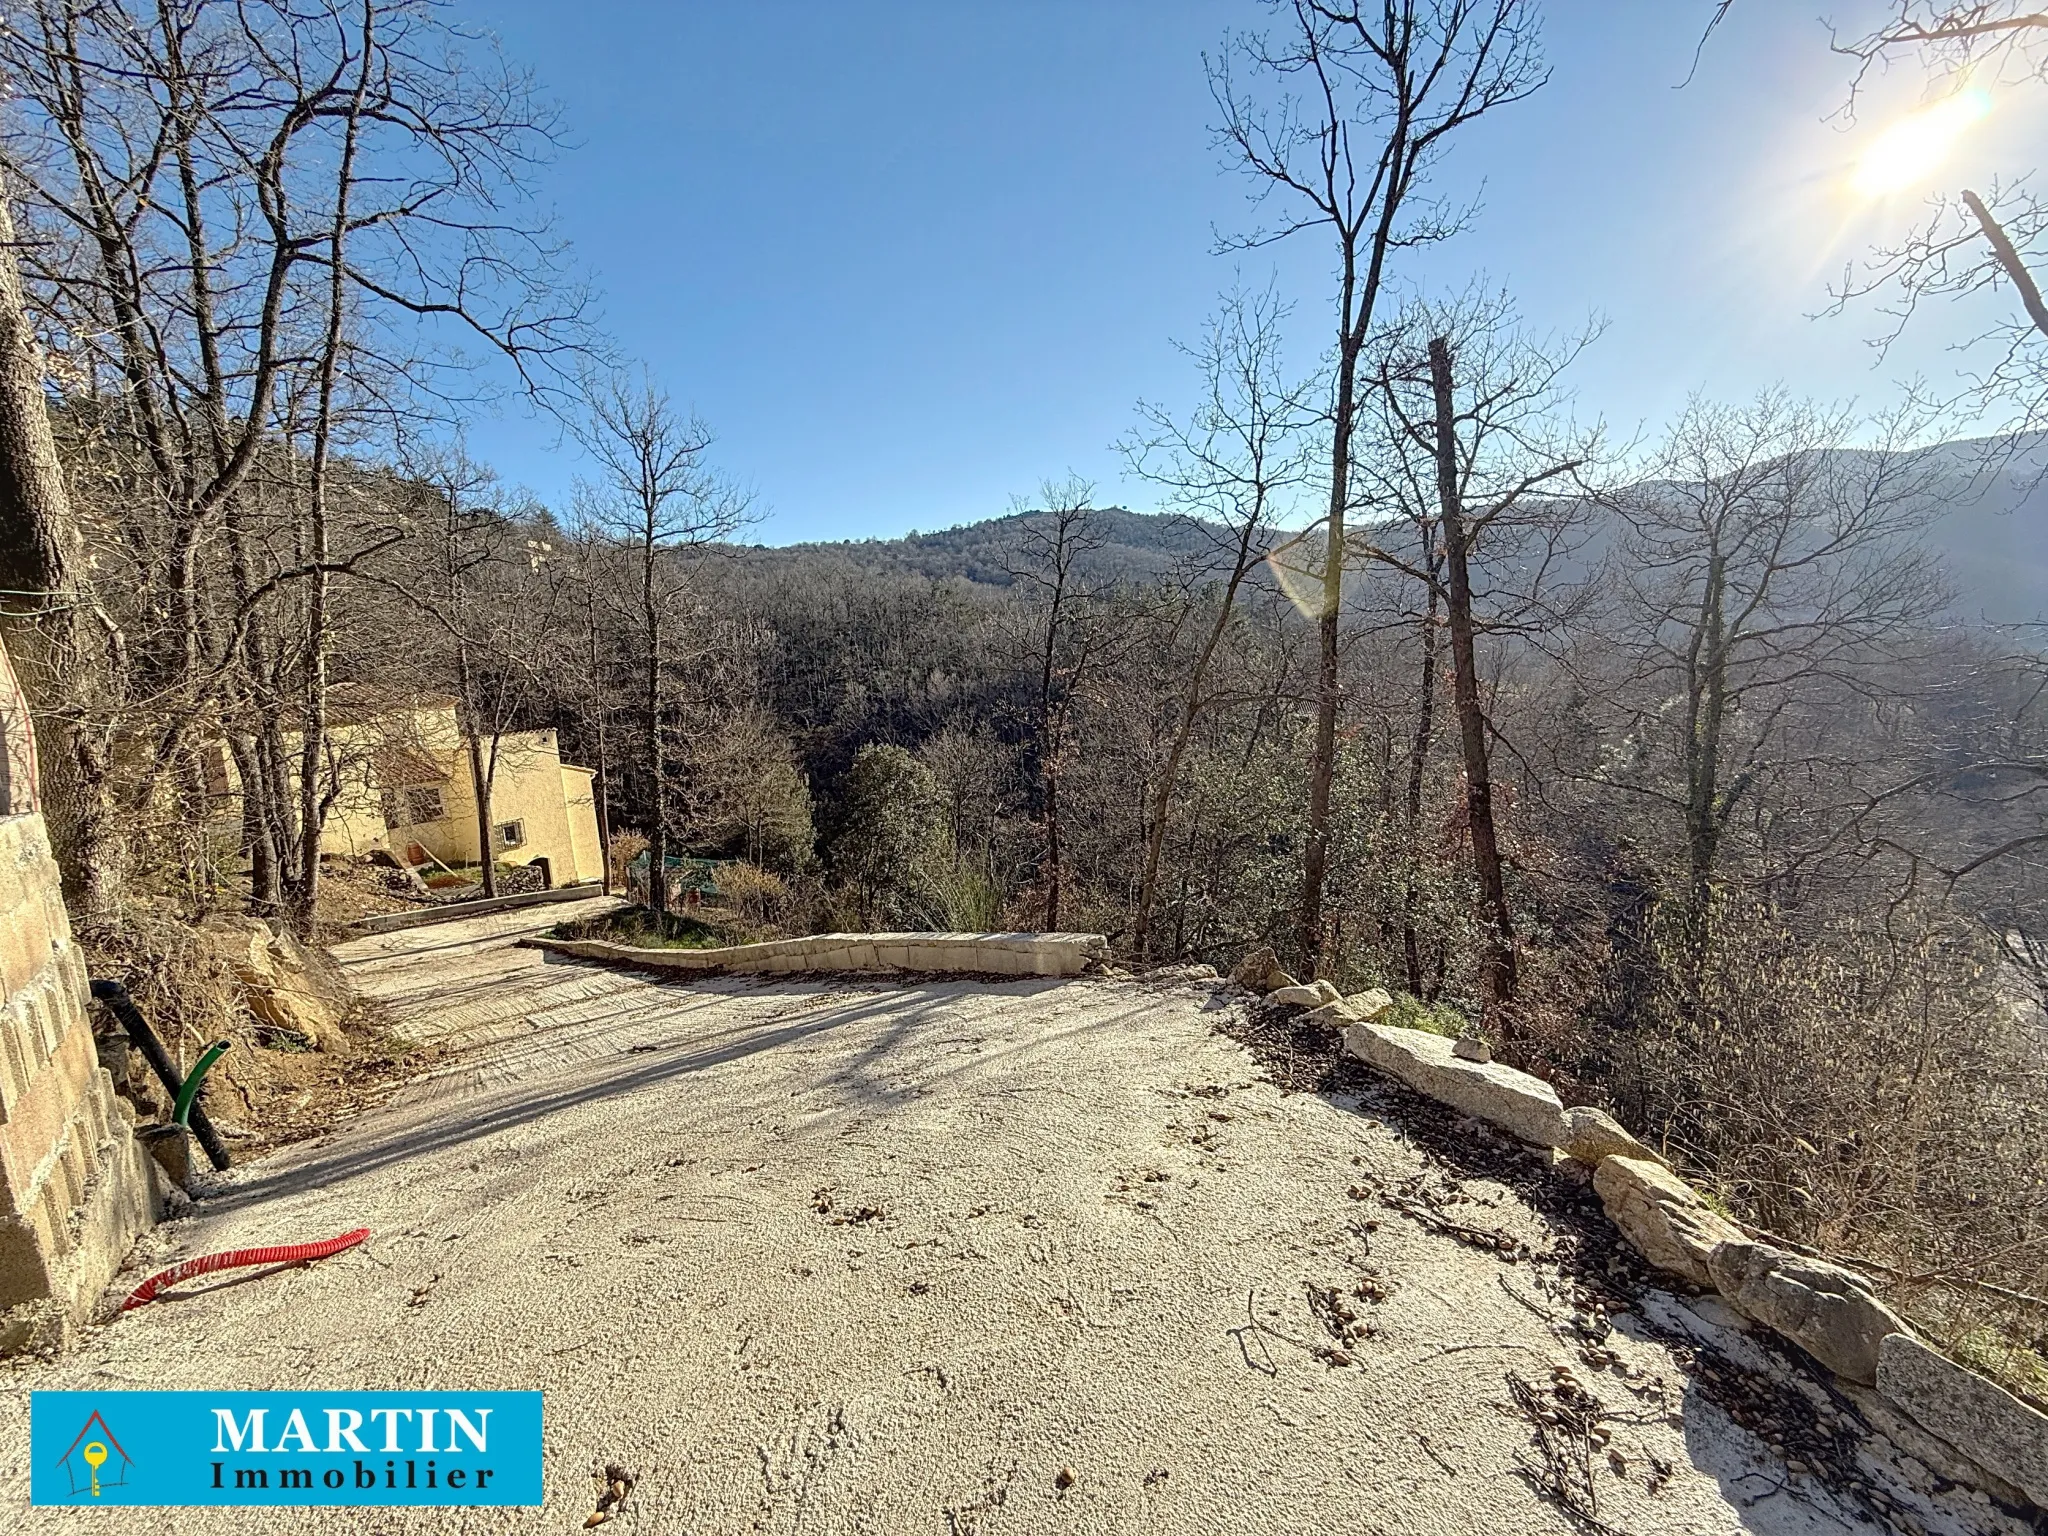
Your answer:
[1593,1154,1744,1288]
[1344,988,1394,1021]
[1876,1332,2048,1507]
[1561,1105,1672,1170]
[1342,1020,1565,1147]
[1709,1241,1908,1386]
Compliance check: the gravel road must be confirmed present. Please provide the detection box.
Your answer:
[0,909,2019,1534]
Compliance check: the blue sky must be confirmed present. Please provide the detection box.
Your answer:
[464,1,2045,544]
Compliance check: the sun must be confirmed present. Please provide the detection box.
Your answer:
[1851,88,1992,197]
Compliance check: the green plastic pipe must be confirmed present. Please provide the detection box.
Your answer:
[174,1039,233,1129]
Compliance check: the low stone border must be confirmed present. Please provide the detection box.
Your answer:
[524,929,1111,979]
[346,884,612,936]
[1236,961,2048,1514]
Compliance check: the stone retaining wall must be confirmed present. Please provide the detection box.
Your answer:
[0,638,162,1349]
[528,929,1110,979]
[1245,977,2047,1514]
[348,882,609,936]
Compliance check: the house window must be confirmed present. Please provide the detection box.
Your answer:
[403,786,445,824]
[496,819,526,850]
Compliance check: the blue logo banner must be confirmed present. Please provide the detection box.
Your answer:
[31,1391,543,1506]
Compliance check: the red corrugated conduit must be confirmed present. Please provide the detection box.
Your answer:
[121,1227,370,1311]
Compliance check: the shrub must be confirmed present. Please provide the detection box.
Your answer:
[718,862,792,933]
[1378,992,1467,1038]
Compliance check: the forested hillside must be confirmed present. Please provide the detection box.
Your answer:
[763,436,2048,624]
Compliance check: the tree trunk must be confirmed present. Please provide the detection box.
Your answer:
[1298,330,1356,972]
[1683,552,1728,925]
[1428,335,1517,1031]
[1135,559,1256,960]
[454,644,499,900]
[1036,573,1064,933]
[0,185,127,919]
[0,195,75,601]
[1042,745,1062,931]
[285,9,373,939]
[230,732,282,913]
[467,730,498,896]
[586,596,613,894]
[643,553,667,920]
[1134,722,1192,960]
[1401,556,1442,995]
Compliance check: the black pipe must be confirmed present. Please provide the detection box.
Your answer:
[87,980,233,1172]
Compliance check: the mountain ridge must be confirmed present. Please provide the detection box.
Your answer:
[739,434,2048,623]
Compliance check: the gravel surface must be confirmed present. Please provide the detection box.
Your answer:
[0,914,2031,1534]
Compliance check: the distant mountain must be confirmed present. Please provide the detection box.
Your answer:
[1885,434,2048,627]
[739,434,2048,625]
[744,506,1228,590]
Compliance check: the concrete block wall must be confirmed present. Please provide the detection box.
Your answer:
[0,638,162,1350]
[530,929,1110,980]
[0,812,163,1348]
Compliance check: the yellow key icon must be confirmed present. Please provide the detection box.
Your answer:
[82,1441,107,1497]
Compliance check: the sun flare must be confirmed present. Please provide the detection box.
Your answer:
[1850,88,1992,197]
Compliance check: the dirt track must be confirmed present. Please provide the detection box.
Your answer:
[0,908,2021,1534]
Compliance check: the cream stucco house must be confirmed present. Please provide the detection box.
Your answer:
[205,694,605,888]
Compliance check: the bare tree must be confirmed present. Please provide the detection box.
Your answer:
[378,446,568,898]
[1356,295,1597,1030]
[1210,0,1549,967]
[0,0,585,928]
[1001,477,1115,933]
[0,181,117,911]
[285,0,377,934]
[560,524,620,894]
[1594,395,1949,954]
[574,368,751,918]
[1122,287,1315,958]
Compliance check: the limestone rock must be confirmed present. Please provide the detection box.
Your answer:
[1229,946,1279,992]
[1876,1331,2048,1507]
[206,917,352,1050]
[1708,1241,1908,1385]
[1268,984,1325,1009]
[1342,1020,1566,1147]
[1560,1105,1672,1171]
[1593,1155,1744,1288]
[1343,988,1394,1021]
[1839,1379,2032,1507]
